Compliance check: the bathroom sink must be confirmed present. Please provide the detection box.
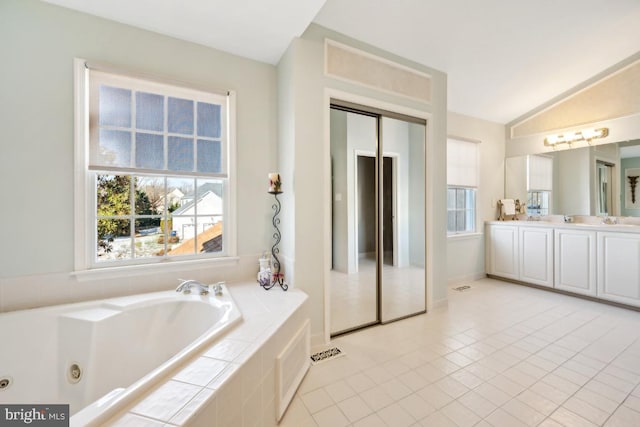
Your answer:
[571,223,639,228]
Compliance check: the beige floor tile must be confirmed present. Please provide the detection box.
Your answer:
[285,278,640,427]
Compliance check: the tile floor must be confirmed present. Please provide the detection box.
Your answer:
[282,278,640,426]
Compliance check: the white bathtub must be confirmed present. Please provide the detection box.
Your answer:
[0,285,241,425]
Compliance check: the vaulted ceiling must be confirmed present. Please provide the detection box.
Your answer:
[42,0,640,124]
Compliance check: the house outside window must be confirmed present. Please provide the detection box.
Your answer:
[447,137,479,234]
[75,60,236,269]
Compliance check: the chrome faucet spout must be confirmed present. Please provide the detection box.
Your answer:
[176,279,209,295]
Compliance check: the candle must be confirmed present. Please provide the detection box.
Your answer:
[268,172,282,193]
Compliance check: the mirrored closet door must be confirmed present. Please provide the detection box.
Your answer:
[330,102,426,336]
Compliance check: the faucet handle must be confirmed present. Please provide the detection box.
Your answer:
[213,281,224,296]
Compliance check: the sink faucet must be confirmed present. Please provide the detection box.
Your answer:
[602,215,618,225]
[176,279,209,295]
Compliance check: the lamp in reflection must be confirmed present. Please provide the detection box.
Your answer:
[544,127,609,147]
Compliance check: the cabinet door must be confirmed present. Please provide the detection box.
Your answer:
[554,229,596,296]
[519,227,553,287]
[487,225,519,280]
[597,232,640,306]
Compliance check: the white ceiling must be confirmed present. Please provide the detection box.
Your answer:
[43,0,640,124]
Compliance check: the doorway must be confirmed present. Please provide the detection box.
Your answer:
[329,102,426,336]
[356,154,396,270]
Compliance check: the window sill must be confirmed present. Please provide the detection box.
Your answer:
[447,232,483,241]
[72,256,240,282]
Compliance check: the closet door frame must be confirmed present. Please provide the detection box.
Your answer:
[329,99,427,337]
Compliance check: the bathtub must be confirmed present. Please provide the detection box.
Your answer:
[0,285,241,425]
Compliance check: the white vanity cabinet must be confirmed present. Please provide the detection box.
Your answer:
[597,232,640,307]
[487,221,640,308]
[519,227,554,287]
[554,228,597,296]
[486,224,519,280]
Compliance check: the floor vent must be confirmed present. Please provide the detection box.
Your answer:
[453,285,472,292]
[310,347,344,365]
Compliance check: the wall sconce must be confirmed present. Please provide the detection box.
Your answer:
[544,127,609,147]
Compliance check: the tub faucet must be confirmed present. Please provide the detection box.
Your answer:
[212,281,224,296]
[176,279,209,295]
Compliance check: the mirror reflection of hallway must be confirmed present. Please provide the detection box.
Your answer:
[330,104,426,336]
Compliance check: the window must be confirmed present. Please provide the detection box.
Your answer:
[526,155,552,215]
[526,191,549,215]
[447,138,479,234]
[75,60,236,269]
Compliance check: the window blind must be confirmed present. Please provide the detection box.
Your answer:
[527,155,553,191]
[447,138,479,188]
[88,69,228,178]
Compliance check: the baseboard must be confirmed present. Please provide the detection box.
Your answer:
[447,272,486,286]
[310,332,327,349]
[430,297,448,309]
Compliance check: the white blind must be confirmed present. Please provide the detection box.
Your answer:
[528,155,553,191]
[447,138,479,187]
[88,69,228,178]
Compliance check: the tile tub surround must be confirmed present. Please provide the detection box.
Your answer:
[96,282,309,427]
[283,278,640,427]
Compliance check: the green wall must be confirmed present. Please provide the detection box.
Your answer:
[0,0,278,277]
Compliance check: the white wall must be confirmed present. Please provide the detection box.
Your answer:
[0,0,278,310]
[409,124,426,267]
[447,112,505,285]
[330,109,350,272]
[553,148,591,215]
[505,156,528,202]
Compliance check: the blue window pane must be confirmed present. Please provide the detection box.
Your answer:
[168,136,194,172]
[99,129,131,166]
[136,133,164,169]
[99,85,131,127]
[136,92,164,131]
[168,97,194,135]
[197,102,221,138]
[197,140,221,173]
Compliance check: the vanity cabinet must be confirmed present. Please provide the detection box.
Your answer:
[554,229,597,296]
[487,222,640,308]
[597,232,640,306]
[486,224,552,286]
[487,224,519,280]
[519,227,553,288]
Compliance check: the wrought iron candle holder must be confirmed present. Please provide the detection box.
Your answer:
[262,189,288,291]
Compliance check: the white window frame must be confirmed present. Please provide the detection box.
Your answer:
[73,59,237,274]
[447,186,477,234]
[446,137,480,235]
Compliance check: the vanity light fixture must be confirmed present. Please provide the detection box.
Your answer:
[544,127,609,147]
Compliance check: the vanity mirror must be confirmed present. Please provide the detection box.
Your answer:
[505,139,640,217]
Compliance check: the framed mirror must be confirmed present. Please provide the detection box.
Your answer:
[504,139,640,217]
